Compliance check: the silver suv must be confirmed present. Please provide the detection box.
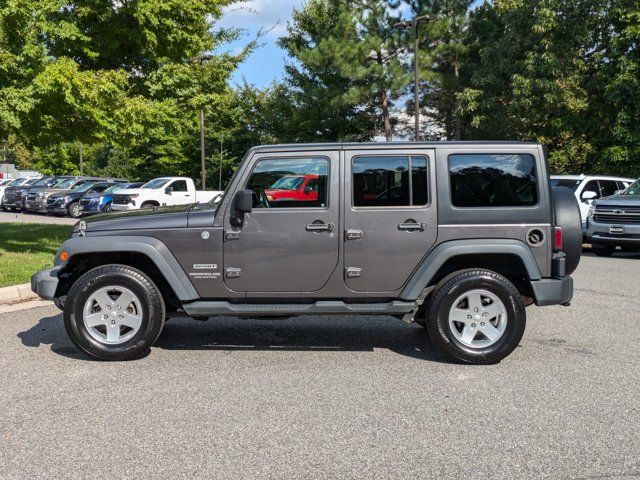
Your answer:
[32,142,582,364]
[586,178,640,256]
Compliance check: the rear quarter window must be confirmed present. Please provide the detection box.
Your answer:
[449,154,538,207]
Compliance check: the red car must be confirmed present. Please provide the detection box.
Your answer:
[264,174,320,202]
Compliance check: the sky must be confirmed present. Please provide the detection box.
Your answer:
[217,0,305,89]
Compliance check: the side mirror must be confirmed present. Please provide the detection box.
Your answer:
[165,186,173,195]
[304,186,313,194]
[581,190,597,201]
[234,189,253,214]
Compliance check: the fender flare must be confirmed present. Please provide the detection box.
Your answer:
[55,235,199,301]
[400,239,542,300]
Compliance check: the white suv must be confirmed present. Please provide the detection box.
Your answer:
[551,175,634,237]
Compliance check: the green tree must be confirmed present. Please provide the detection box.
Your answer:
[406,0,472,140]
[458,0,640,175]
[279,0,409,141]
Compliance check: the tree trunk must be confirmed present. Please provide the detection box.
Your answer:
[453,62,462,141]
[381,90,393,142]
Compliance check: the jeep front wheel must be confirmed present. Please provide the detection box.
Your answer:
[424,270,526,364]
[63,265,165,360]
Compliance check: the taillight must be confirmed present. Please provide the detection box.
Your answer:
[554,226,563,251]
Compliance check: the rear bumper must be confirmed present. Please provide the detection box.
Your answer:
[31,267,61,300]
[531,276,573,307]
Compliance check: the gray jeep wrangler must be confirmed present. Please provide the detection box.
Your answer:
[32,142,581,364]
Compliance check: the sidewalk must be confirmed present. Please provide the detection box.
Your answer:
[0,211,76,225]
[0,283,38,305]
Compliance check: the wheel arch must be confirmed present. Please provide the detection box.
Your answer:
[401,240,542,301]
[54,236,199,308]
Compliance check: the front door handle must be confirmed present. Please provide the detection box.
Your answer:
[398,221,427,231]
[306,222,335,232]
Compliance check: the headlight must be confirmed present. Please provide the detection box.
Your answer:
[587,203,596,217]
[95,196,104,203]
[37,192,44,198]
[129,194,139,199]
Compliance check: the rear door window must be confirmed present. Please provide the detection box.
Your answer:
[352,156,428,207]
[449,154,537,207]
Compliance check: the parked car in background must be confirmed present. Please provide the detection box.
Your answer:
[25,177,121,214]
[550,175,634,238]
[2,176,59,211]
[1,177,42,211]
[80,182,144,216]
[111,177,222,211]
[263,174,320,204]
[586,178,640,256]
[0,178,18,210]
[47,181,127,217]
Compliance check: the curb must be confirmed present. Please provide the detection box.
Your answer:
[0,283,38,305]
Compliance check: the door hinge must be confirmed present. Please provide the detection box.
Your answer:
[225,230,241,241]
[345,267,362,279]
[345,229,363,240]
[225,267,242,279]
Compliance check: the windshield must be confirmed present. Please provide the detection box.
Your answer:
[0,179,11,186]
[102,184,122,194]
[24,178,39,185]
[270,176,304,190]
[52,178,76,189]
[142,178,170,189]
[620,179,640,196]
[550,179,580,191]
[31,177,52,187]
[71,182,98,193]
[8,178,27,186]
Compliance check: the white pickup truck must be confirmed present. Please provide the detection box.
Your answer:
[111,177,223,211]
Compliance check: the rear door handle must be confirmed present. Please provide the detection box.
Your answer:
[306,222,334,232]
[398,222,427,231]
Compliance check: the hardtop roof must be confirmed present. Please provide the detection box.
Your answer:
[251,141,540,153]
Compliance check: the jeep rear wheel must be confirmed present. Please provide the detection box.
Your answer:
[64,264,165,360]
[424,270,526,364]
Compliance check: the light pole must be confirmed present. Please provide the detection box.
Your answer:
[190,54,215,189]
[394,15,433,142]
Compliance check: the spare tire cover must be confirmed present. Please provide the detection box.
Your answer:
[552,186,582,275]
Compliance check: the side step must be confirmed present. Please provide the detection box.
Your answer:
[182,300,417,317]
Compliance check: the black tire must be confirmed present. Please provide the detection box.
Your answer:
[592,243,615,257]
[67,202,81,218]
[552,187,582,275]
[424,269,526,364]
[64,264,166,360]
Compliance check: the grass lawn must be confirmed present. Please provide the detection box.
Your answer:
[0,223,71,287]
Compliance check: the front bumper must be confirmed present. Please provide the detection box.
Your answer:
[111,204,136,211]
[2,197,24,209]
[586,218,640,246]
[81,203,105,214]
[531,276,573,307]
[46,205,69,215]
[31,266,61,300]
[25,199,48,212]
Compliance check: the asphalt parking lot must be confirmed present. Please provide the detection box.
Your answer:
[1,252,639,479]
